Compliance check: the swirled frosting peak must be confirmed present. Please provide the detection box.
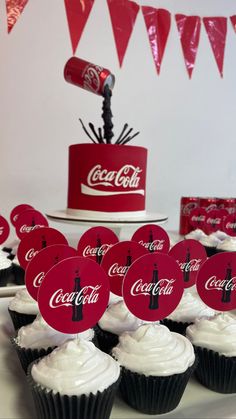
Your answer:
[8,288,39,315]
[112,324,195,376]
[167,291,215,323]
[31,339,120,396]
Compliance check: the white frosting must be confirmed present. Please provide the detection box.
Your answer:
[186,313,236,356]
[108,292,123,306]
[16,315,94,349]
[167,291,215,323]
[199,234,220,248]
[112,324,195,376]
[185,229,207,241]
[98,301,147,335]
[210,230,228,241]
[8,288,39,315]
[216,237,236,252]
[0,255,12,270]
[31,339,120,396]
[67,208,146,219]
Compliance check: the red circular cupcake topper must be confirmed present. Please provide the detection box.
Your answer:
[15,209,49,240]
[77,226,119,264]
[131,224,170,254]
[10,204,34,226]
[17,227,68,269]
[123,253,184,321]
[169,239,207,288]
[25,244,78,301]
[0,215,10,245]
[38,256,110,333]
[223,214,236,237]
[196,252,236,311]
[205,209,223,234]
[189,207,207,230]
[101,240,148,296]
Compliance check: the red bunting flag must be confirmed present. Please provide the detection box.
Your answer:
[175,14,201,79]
[142,7,171,75]
[203,17,227,77]
[6,0,29,33]
[230,15,236,32]
[107,0,140,67]
[64,0,95,54]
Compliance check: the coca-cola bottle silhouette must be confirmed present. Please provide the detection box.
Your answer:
[96,235,102,265]
[148,229,154,253]
[126,250,132,268]
[149,263,159,310]
[41,235,47,249]
[72,270,83,322]
[221,263,232,303]
[54,255,59,265]
[183,248,190,283]
[31,218,35,227]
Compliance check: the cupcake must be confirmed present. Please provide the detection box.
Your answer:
[112,324,196,414]
[185,229,207,241]
[199,233,221,257]
[28,339,120,419]
[186,313,236,393]
[161,291,215,335]
[95,300,147,353]
[216,236,236,254]
[0,253,13,286]
[11,314,96,373]
[11,256,25,285]
[8,288,39,330]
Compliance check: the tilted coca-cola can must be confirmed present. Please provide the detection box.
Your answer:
[199,197,218,212]
[217,197,235,214]
[64,57,115,96]
[179,197,199,236]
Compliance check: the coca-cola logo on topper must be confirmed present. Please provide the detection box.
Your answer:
[169,239,207,288]
[25,244,78,301]
[10,204,34,226]
[77,226,119,264]
[17,227,68,269]
[189,207,207,231]
[131,224,170,254]
[15,209,49,240]
[0,215,10,245]
[223,214,236,236]
[123,253,184,321]
[38,256,110,333]
[196,252,236,311]
[101,241,148,296]
[205,209,223,234]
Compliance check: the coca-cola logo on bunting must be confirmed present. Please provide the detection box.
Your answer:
[123,253,184,321]
[131,224,170,254]
[205,209,223,234]
[38,256,110,333]
[0,215,10,245]
[101,241,148,296]
[77,226,119,264]
[10,204,34,226]
[169,239,207,288]
[17,227,68,269]
[223,214,236,236]
[25,244,78,301]
[189,207,207,230]
[196,252,236,311]
[15,209,49,240]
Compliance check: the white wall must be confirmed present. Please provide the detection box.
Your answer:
[1,0,236,235]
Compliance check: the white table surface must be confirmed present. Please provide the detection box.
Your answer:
[0,297,236,419]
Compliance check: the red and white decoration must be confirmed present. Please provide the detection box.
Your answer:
[131,224,170,253]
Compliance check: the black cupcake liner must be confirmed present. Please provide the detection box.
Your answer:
[2,246,12,254]
[12,263,25,285]
[161,318,191,336]
[0,265,13,287]
[10,336,56,374]
[203,246,217,257]
[94,324,119,354]
[118,359,197,415]
[193,345,236,393]
[27,360,121,419]
[8,308,37,331]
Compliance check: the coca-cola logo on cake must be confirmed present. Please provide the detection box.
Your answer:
[205,209,223,234]
[38,256,110,333]
[189,207,207,230]
[15,209,49,240]
[10,204,34,226]
[101,241,148,296]
[77,226,119,264]
[196,252,236,311]
[25,244,78,301]
[123,253,184,321]
[17,227,68,269]
[169,239,207,288]
[223,214,236,236]
[131,224,170,254]
[0,215,10,245]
